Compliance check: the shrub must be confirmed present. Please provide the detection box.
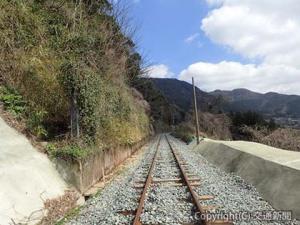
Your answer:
[0,0,150,158]
[26,109,48,139]
[230,111,266,127]
[46,143,90,160]
[229,111,279,142]
[0,86,26,118]
[172,123,194,144]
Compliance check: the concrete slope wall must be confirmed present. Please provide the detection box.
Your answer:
[54,138,148,193]
[193,140,300,219]
[0,117,68,225]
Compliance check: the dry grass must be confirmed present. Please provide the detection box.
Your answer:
[0,105,46,152]
[198,112,232,140]
[0,0,150,155]
[238,126,300,152]
[9,190,79,225]
[174,112,232,142]
[39,190,79,225]
[262,128,300,151]
[177,110,300,152]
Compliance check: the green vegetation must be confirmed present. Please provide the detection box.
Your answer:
[54,206,82,225]
[229,111,281,143]
[0,86,49,138]
[172,123,194,144]
[133,78,179,131]
[46,143,90,160]
[0,0,150,159]
[27,109,48,138]
[230,111,278,130]
[0,86,26,117]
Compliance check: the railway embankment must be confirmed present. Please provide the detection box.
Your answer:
[192,139,300,220]
[68,135,298,225]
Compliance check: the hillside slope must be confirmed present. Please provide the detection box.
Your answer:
[150,78,222,113]
[146,78,231,139]
[0,116,68,224]
[212,88,300,119]
[133,78,184,129]
[149,78,300,124]
[0,0,150,158]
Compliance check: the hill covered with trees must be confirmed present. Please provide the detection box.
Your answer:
[0,0,150,158]
[212,88,300,127]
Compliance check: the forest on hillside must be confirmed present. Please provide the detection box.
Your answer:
[0,0,151,159]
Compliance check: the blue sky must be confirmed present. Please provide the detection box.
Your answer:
[131,0,248,76]
[128,0,300,95]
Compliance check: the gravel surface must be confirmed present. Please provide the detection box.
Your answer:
[67,137,159,225]
[140,136,196,224]
[169,135,300,225]
[67,134,299,225]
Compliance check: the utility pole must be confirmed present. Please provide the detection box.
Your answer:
[192,77,200,144]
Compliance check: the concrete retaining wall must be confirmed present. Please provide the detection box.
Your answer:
[0,117,68,225]
[194,140,300,219]
[54,138,148,193]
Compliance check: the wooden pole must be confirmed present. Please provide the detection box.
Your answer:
[192,77,200,144]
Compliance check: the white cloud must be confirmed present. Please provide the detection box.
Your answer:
[179,61,300,94]
[178,0,300,95]
[201,2,300,67]
[206,0,224,7]
[147,64,174,78]
[184,33,200,44]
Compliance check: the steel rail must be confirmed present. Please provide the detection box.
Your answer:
[165,135,207,225]
[133,134,232,225]
[133,135,162,225]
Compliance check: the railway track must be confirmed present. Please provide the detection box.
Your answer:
[133,135,233,225]
[68,134,296,225]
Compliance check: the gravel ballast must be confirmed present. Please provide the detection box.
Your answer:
[169,135,299,225]
[67,135,299,225]
[67,137,159,225]
[140,136,197,224]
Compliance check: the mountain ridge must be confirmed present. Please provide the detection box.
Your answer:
[211,88,300,119]
[150,78,222,113]
[149,78,300,127]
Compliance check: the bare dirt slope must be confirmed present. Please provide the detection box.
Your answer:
[0,116,68,225]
